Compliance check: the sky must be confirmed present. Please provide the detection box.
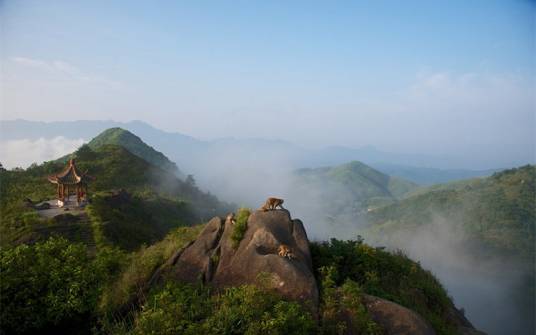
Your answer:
[1,0,535,167]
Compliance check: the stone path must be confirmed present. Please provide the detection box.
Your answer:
[36,195,86,218]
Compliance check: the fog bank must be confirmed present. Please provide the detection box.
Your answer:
[0,137,85,169]
[188,152,533,335]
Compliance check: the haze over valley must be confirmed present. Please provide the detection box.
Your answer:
[1,1,534,335]
[1,123,534,334]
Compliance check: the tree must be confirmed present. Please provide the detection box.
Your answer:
[75,144,96,161]
[0,237,99,333]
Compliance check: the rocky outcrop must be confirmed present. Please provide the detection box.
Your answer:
[155,208,485,335]
[171,216,224,283]
[446,306,487,335]
[166,209,319,306]
[362,294,436,335]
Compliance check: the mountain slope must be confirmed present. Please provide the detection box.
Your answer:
[1,209,485,335]
[87,127,181,175]
[367,165,535,258]
[292,160,418,209]
[372,162,501,185]
[0,142,231,249]
[364,165,535,335]
[285,161,418,239]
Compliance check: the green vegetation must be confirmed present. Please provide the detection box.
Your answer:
[291,161,418,225]
[0,223,461,335]
[311,237,459,335]
[367,165,536,258]
[295,161,417,202]
[230,208,251,249]
[1,130,495,334]
[87,191,197,251]
[108,283,316,335]
[87,127,180,174]
[0,237,122,334]
[318,265,383,335]
[0,142,231,249]
[99,225,204,315]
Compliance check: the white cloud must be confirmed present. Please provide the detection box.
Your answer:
[0,137,85,169]
[9,56,122,89]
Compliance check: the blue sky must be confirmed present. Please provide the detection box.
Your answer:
[1,1,534,167]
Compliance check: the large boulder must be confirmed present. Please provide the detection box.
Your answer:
[362,294,436,335]
[171,216,224,283]
[167,209,319,306]
[446,306,487,335]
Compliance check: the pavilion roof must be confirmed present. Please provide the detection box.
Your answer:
[48,159,92,185]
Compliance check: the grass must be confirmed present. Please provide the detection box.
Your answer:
[230,208,251,249]
[98,225,204,316]
[105,282,316,335]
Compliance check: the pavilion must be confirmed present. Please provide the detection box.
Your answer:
[48,159,93,207]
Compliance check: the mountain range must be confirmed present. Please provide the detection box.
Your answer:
[0,119,503,184]
[1,126,534,334]
[0,127,491,335]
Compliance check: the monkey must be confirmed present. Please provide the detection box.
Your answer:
[260,197,285,211]
[225,212,236,225]
[278,244,295,260]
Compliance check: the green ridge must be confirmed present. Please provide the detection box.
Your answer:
[87,127,180,174]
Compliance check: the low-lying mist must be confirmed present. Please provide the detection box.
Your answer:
[370,217,535,335]
[191,149,367,240]
[0,137,85,169]
[184,153,534,335]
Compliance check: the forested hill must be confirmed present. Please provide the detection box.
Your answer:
[367,165,536,258]
[87,127,181,175]
[290,160,418,216]
[0,133,232,249]
[296,161,418,199]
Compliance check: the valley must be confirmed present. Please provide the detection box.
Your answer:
[0,127,533,335]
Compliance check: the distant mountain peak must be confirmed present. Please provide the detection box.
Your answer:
[88,127,181,175]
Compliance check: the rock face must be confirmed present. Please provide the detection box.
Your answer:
[446,306,487,335]
[158,208,485,335]
[168,209,319,306]
[362,294,436,335]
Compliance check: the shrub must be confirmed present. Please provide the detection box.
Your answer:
[133,283,211,335]
[130,283,315,335]
[98,225,204,315]
[339,280,383,335]
[230,208,251,249]
[0,237,101,334]
[311,237,457,335]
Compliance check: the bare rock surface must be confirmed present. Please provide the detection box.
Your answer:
[167,209,319,305]
[362,294,436,335]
